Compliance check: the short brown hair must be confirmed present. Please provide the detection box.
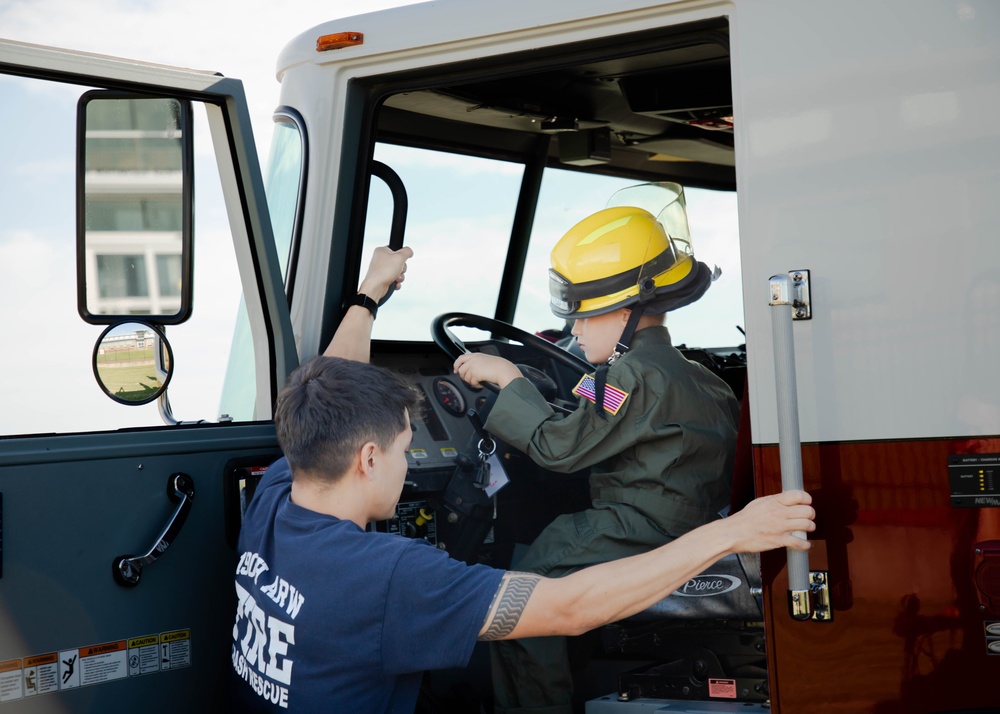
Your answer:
[275,357,421,481]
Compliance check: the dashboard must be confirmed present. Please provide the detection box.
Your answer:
[367,339,746,568]
[368,340,592,566]
[373,347,491,474]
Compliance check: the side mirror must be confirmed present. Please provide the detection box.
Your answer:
[93,321,173,405]
[77,92,193,324]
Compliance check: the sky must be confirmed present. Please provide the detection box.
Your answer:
[0,0,428,165]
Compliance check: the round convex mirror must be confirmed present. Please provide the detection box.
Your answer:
[93,321,173,405]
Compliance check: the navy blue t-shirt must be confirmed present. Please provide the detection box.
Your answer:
[230,458,505,713]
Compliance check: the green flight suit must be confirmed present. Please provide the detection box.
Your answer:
[484,326,739,714]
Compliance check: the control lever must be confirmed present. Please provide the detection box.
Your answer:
[112,473,195,588]
[466,409,490,443]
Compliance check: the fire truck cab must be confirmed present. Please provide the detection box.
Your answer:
[1,0,999,712]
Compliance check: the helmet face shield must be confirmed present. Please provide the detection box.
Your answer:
[606,182,692,245]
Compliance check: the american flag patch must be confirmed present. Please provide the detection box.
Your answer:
[573,374,629,415]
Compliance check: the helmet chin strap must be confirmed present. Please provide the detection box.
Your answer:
[593,306,644,420]
[585,260,714,418]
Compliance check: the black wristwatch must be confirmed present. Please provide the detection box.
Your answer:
[345,292,378,319]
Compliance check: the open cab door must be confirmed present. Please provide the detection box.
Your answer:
[0,40,295,710]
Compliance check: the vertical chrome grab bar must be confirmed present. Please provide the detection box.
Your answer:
[768,275,812,620]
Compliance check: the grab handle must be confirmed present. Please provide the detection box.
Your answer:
[768,275,811,620]
[112,473,194,588]
[370,161,408,306]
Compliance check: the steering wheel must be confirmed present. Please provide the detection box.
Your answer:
[431,312,592,395]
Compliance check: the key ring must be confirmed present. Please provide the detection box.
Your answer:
[477,437,496,458]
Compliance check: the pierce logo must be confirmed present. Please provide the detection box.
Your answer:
[674,574,741,597]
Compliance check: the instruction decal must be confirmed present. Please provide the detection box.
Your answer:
[0,628,191,701]
[128,635,160,676]
[65,640,129,688]
[23,653,59,697]
[709,678,737,699]
[0,659,22,702]
[160,629,192,670]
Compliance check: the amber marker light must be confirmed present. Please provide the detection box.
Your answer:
[316,32,364,52]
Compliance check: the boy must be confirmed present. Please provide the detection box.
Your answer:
[453,201,740,713]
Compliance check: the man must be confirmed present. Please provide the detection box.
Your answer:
[230,245,814,713]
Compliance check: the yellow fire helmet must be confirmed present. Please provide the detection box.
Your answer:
[548,199,714,320]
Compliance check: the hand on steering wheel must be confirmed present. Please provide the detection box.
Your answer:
[431,312,592,397]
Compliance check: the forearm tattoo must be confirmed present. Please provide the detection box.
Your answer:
[480,572,541,641]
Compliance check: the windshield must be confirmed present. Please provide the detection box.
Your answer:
[362,144,742,349]
[516,171,743,348]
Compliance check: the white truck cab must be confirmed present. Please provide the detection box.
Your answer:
[1,1,999,711]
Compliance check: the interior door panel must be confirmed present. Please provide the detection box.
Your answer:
[0,425,281,712]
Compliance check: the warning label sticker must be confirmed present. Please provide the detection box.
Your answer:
[160,629,192,670]
[24,653,59,697]
[709,678,737,699]
[8,628,190,699]
[58,649,80,689]
[79,640,128,688]
[0,659,23,702]
[128,635,161,676]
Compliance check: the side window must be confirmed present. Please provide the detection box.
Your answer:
[216,113,305,421]
[364,143,524,342]
[514,168,743,349]
[264,111,306,287]
[0,74,256,435]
